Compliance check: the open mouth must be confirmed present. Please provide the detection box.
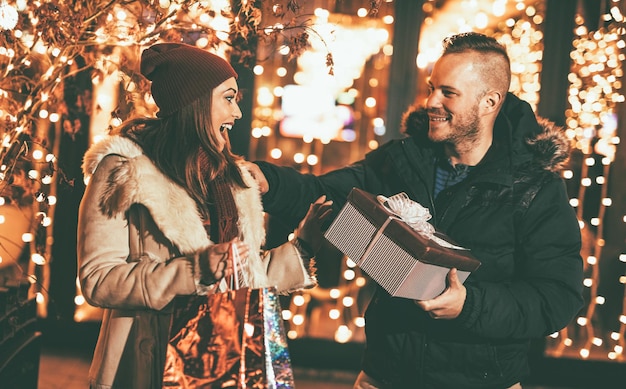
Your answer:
[428,115,449,122]
[220,124,233,133]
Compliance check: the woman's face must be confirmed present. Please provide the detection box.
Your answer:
[211,77,242,152]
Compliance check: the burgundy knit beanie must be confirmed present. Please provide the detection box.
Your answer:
[140,43,238,117]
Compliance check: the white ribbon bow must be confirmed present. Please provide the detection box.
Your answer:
[377,192,466,250]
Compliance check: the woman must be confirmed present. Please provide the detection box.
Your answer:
[77,42,329,388]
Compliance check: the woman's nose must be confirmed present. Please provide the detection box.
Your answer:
[233,103,242,120]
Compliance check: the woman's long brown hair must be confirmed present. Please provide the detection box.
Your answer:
[112,92,247,214]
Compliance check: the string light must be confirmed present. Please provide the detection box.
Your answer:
[0,0,300,321]
[276,0,626,361]
[0,1,18,30]
[545,4,625,362]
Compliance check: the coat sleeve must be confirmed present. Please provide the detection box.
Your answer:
[255,160,381,230]
[260,241,317,294]
[77,155,200,311]
[459,178,584,339]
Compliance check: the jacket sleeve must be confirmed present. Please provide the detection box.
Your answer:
[260,240,317,294]
[77,155,201,311]
[459,178,584,339]
[255,160,381,230]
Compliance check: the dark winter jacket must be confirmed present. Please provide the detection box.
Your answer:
[256,93,584,388]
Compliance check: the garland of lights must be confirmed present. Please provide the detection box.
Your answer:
[547,9,625,361]
[0,0,342,319]
[279,0,552,345]
[277,1,626,363]
[0,0,249,318]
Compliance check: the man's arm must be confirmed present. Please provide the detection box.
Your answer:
[250,160,374,230]
[458,178,584,339]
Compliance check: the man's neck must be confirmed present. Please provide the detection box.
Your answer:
[445,133,493,167]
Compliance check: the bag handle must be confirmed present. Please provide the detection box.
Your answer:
[228,242,248,290]
[231,243,239,290]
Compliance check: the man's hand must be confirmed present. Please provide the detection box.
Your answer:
[243,161,269,194]
[414,268,466,319]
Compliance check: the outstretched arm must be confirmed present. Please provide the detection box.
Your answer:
[249,160,378,231]
[260,196,333,293]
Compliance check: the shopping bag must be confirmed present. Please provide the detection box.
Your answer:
[163,246,295,388]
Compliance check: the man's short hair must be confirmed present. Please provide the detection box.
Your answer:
[441,32,511,96]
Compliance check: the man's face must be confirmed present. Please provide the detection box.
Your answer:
[425,53,485,146]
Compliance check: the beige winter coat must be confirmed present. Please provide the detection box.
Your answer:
[77,135,315,389]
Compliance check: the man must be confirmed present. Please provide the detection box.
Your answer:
[249,32,584,388]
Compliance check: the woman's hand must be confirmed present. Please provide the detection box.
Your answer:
[198,238,249,285]
[293,195,334,254]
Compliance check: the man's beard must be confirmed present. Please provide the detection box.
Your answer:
[429,108,481,151]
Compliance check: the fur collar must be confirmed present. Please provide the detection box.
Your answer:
[81,136,265,265]
[400,93,571,172]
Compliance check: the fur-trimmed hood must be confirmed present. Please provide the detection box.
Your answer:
[400,93,571,172]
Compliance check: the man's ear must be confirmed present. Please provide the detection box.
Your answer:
[481,90,503,114]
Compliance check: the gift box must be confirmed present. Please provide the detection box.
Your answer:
[324,188,481,300]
